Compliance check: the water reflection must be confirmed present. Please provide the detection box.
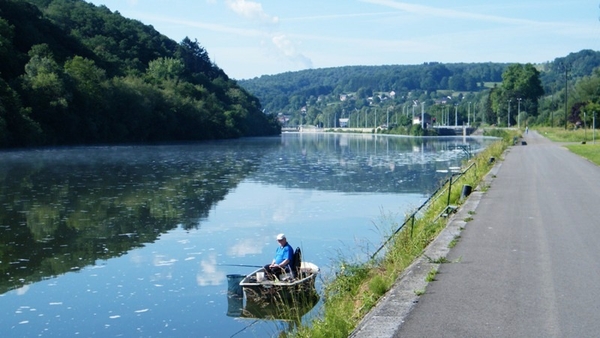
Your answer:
[0,141,277,294]
[0,133,495,337]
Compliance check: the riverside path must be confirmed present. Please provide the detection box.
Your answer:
[351,130,600,338]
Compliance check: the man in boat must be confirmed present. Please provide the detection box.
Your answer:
[264,233,294,280]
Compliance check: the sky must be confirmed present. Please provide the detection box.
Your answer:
[84,0,600,80]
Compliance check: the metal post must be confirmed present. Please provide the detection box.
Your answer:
[454,105,457,127]
[447,175,453,207]
[584,111,587,142]
[563,63,570,129]
[468,102,471,126]
[517,98,521,129]
[421,102,425,129]
[507,99,511,128]
[375,109,377,128]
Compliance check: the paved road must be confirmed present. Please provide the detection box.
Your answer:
[352,131,600,337]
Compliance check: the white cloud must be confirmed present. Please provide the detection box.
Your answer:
[228,238,264,257]
[225,0,278,24]
[196,254,226,286]
[361,0,560,27]
[271,34,313,70]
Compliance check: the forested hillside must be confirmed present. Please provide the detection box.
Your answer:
[239,50,600,132]
[0,0,280,148]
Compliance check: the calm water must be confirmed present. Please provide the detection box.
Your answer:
[0,133,495,337]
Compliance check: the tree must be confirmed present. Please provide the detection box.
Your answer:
[492,63,544,126]
[147,57,185,84]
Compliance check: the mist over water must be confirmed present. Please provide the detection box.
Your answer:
[0,133,495,337]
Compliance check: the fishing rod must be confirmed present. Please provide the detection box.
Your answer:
[218,264,263,268]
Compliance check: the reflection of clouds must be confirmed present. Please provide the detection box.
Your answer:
[129,251,145,265]
[15,285,29,295]
[272,199,296,222]
[227,239,263,257]
[196,254,225,286]
[153,255,178,267]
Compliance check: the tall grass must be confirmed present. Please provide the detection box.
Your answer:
[292,129,516,337]
[536,126,599,143]
[534,127,600,166]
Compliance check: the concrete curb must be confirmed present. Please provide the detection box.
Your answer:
[350,154,505,338]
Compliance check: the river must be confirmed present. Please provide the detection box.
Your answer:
[0,133,495,337]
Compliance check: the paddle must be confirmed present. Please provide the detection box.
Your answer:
[218,264,263,268]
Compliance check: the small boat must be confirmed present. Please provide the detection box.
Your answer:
[239,248,319,302]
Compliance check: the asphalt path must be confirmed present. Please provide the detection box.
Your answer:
[352,130,600,337]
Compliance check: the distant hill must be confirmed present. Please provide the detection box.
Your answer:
[0,0,280,148]
[239,50,600,117]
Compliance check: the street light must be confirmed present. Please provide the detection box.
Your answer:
[454,104,458,127]
[468,102,471,126]
[517,98,522,129]
[374,108,377,128]
[386,106,393,128]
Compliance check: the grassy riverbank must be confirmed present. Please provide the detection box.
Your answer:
[292,129,519,337]
[535,127,600,166]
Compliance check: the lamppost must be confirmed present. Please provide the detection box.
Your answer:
[517,98,522,129]
[562,63,571,129]
[374,108,377,128]
[468,102,471,126]
[507,99,512,128]
[386,106,393,128]
[421,102,425,129]
[454,104,458,127]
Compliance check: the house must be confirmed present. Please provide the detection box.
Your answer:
[413,113,433,127]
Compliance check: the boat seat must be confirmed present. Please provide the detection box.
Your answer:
[292,247,302,278]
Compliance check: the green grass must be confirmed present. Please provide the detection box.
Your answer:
[425,255,451,264]
[448,235,460,248]
[425,268,438,282]
[536,126,599,143]
[535,127,600,166]
[565,144,600,166]
[292,130,517,338]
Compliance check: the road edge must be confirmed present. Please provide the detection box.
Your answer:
[349,152,505,338]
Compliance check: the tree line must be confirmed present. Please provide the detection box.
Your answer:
[239,50,600,133]
[0,0,280,149]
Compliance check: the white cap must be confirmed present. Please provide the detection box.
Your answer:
[276,233,286,240]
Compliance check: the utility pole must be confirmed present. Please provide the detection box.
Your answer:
[454,104,457,127]
[507,99,512,128]
[468,102,471,126]
[421,102,425,129]
[517,98,522,129]
[563,63,571,130]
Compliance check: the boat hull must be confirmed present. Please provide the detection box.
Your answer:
[239,262,319,302]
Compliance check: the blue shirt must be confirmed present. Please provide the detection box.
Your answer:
[274,243,293,267]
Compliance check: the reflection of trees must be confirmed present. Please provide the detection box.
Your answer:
[0,142,276,294]
[254,134,491,194]
[0,135,493,294]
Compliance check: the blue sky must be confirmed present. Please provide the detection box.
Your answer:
[85,0,600,80]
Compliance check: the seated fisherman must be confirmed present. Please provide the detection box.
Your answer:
[264,233,294,279]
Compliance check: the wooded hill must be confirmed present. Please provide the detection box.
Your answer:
[0,0,280,149]
[239,50,600,131]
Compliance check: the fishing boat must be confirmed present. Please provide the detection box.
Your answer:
[239,248,319,302]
